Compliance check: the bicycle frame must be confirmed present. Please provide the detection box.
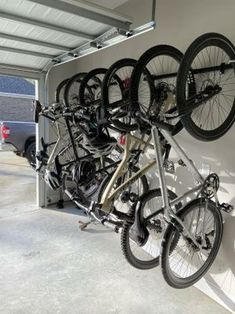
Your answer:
[41,116,121,177]
[100,132,154,211]
[146,126,206,248]
[46,118,80,168]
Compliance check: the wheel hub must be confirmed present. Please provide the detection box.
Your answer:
[154,82,176,113]
[200,79,221,96]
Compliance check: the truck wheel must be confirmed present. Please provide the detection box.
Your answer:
[25,141,36,169]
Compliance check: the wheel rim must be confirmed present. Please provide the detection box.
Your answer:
[184,44,235,133]
[80,69,107,107]
[65,73,86,107]
[131,48,183,135]
[165,201,220,282]
[105,61,137,129]
[137,55,180,115]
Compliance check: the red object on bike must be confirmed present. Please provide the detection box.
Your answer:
[123,78,131,89]
[1,125,10,139]
[119,134,126,145]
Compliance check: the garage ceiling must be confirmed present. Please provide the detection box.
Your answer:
[0,0,155,74]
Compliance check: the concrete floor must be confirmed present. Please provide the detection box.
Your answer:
[0,152,230,314]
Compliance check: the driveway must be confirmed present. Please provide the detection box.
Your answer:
[0,152,36,219]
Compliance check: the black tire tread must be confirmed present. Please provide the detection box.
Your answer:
[79,68,107,107]
[55,78,69,103]
[63,72,86,107]
[121,188,178,270]
[101,58,137,131]
[161,198,223,288]
[176,32,235,141]
[25,141,36,168]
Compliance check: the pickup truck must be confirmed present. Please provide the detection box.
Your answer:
[0,121,36,167]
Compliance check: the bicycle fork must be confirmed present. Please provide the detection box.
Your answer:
[152,126,204,250]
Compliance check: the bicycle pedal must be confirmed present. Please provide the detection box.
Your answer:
[220,203,234,213]
[178,159,186,167]
[78,220,91,231]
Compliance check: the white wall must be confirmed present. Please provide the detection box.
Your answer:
[47,0,235,312]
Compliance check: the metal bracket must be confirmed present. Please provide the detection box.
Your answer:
[44,20,156,71]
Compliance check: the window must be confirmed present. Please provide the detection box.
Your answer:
[0,75,36,122]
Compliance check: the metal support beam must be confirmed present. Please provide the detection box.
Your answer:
[0,46,54,59]
[35,74,48,207]
[46,21,156,70]
[28,0,132,30]
[0,11,94,40]
[0,32,71,52]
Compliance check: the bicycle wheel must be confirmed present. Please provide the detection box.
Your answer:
[121,188,178,270]
[161,198,223,288]
[63,72,86,107]
[176,32,235,141]
[55,78,69,103]
[102,58,139,131]
[79,68,107,107]
[130,45,184,136]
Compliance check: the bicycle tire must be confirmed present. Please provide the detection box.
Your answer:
[102,58,139,131]
[121,188,178,270]
[176,32,235,141]
[130,45,184,136]
[63,72,86,107]
[79,68,107,107]
[55,78,69,103]
[161,198,223,288]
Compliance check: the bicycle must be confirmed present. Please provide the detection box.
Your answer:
[121,113,232,288]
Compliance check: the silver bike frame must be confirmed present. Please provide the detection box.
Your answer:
[152,126,205,248]
[46,119,82,168]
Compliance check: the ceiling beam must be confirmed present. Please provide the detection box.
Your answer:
[0,32,71,52]
[0,11,94,40]
[0,46,54,59]
[48,21,155,69]
[28,0,132,30]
